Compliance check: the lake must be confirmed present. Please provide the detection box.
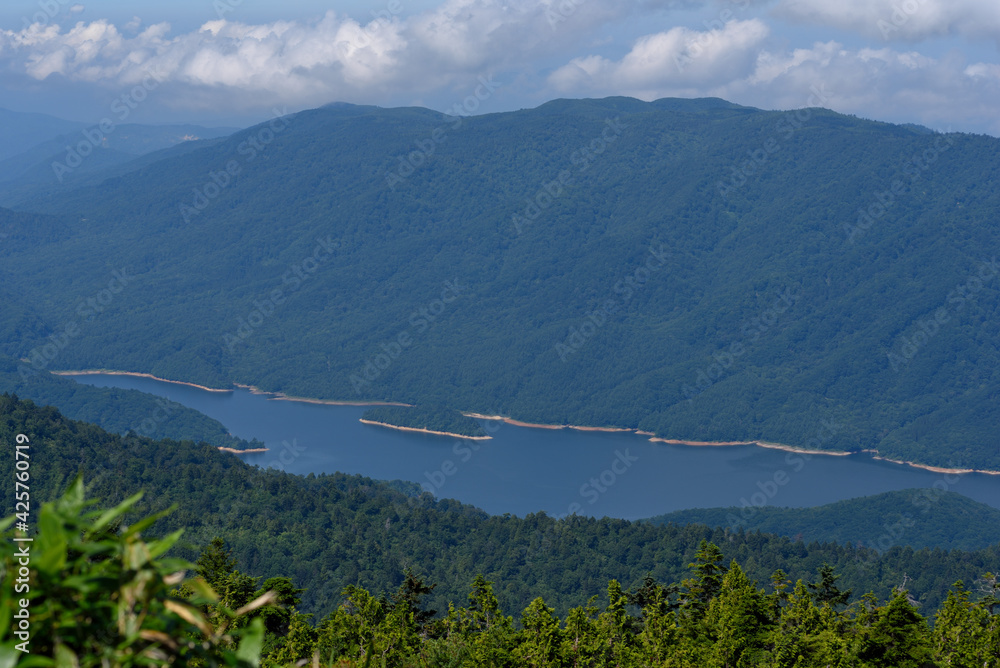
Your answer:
[72,374,1000,521]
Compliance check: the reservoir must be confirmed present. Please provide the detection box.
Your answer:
[73,374,1000,520]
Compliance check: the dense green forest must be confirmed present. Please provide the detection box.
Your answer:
[361,405,489,438]
[0,353,260,450]
[4,449,1000,666]
[2,394,998,623]
[1,98,999,469]
[646,490,1000,552]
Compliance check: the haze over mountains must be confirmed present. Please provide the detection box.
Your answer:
[2,97,999,471]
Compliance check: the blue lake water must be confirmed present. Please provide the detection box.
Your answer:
[72,374,1000,521]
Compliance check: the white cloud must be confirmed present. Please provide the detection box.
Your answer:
[0,0,998,135]
[773,0,1000,43]
[0,0,632,113]
[550,19,769,95]
[549,24,1000,135]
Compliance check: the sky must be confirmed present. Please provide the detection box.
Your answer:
[1,0,999,134]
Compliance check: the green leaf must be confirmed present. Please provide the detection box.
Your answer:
[53,643,77,668]
[121,504,177,539]
[33,506,68,574]
[89,491,144,534]
[235,617,264,667]
[147,528,185,560]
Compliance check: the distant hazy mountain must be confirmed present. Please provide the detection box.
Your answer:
[0,122,239,190]
[0,107,85,161]
[2,97,999,470]
[645,490,1000,551]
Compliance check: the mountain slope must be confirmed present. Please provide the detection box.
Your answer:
[0,353,260,450]
[645,490,1000,551]
[1,98,999,468]
[0,107,85,161]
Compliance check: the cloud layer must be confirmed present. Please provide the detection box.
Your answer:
[1,0,999,134]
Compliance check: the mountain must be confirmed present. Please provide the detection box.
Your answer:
[0,122,239,197]
[0,353,260,450]
[0,107,85,161]
[645,490,1000,551]
[1,97,999,469]
[1,393,998,618]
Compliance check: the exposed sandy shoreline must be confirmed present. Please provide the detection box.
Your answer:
[234,383,411,407]
[359,419,492,440]
[649,437,852,457]
[57,371,1000,475]
[54,369,232,393]
[218,447,269,454]
[869,455,1000,476]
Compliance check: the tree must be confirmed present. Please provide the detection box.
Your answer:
[195,536,238,590]
[515,597,562,668]
[682,540,726,612]
[808,563,851,609]
[854,590,934,668]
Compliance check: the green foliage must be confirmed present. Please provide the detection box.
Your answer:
[646,489,1000,551]
[2,100,999,469]
[361,406,487,438]
[0,477,266,667]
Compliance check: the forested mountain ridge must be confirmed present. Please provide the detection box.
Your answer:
[2,394,998,621]
[0,353,261,450]
[646,490,1000,551]
[2,98,999,468]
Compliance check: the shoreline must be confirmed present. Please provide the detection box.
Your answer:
[869,455,1000,477]
[61,371,1000,475]
[218,447,269,454]
[359,419,492,440]
[54,369,232,393]
[234,383,412,407]
[649,437,853,457]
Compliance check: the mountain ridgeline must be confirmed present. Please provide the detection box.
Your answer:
[2,97,999,469]
[645,490,1000,552]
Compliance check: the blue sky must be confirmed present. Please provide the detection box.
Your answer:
[1,0,999,134]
